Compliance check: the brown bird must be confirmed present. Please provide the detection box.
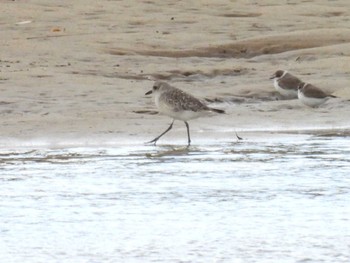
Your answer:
[270,70,303,99]
[297,82,336,107]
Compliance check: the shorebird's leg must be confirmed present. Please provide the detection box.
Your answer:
[147,120,174,145]
[184,121,191,146]
[235,131,243,140]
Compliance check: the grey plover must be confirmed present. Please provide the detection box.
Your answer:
[270,70,302,99]
[297,82,336,107]
[145,81,225,146]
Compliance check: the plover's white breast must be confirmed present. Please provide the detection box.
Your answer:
[274,79,298,98]
[298,90,327,107]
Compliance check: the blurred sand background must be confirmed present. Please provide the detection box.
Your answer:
[1,0,350,147]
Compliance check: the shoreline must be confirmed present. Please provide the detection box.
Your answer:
[1,127,349,150]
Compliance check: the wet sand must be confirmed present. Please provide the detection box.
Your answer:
[1,0,350,147]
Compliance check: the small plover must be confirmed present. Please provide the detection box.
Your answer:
[270,70,302,99]
[145,81,225,146]
[297,82,336,107]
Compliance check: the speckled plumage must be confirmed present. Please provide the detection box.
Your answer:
[149,81,224,121]
[145,81,224,146]
[158,86,210,113]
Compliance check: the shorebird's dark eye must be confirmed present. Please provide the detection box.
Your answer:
[153,85,158,90]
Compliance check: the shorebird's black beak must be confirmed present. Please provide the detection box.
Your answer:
[145,90,152,95]
[269,74,275,79]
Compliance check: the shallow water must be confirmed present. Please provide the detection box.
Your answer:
[1,135,350,263]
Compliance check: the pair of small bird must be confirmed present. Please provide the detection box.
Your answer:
[270,70,336,107]
[145,71,336,146]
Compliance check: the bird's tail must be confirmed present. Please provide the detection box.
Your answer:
[210,107,225,114]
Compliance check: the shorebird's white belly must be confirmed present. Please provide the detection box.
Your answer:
[158,106,207,121]
[169,110,206,121]
[274,79,297,99]
[298,90,326,107]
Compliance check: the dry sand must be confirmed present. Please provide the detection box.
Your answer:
[1,0,350,147]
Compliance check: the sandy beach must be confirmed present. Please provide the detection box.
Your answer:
[1,0,350,147]
[2,2,350,262]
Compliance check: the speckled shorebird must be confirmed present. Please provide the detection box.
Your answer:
[145,81,225,146]
[270,70,303,99]
[297,82,336,107]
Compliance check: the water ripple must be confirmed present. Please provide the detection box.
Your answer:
[1,136,350,262]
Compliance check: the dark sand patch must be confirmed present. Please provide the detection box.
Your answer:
[107,29,350,58]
